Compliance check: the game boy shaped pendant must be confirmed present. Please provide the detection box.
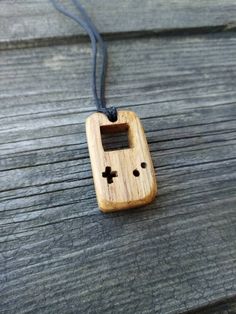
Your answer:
[86,111,157,212]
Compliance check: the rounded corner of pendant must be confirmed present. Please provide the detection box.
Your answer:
[86,112,97,123]
[98,197,132,213]
[148,185,158,203]
[121,110,138,118]
[98,199,116,213]
[141,180,158,206]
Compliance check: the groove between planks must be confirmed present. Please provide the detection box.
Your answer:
[1,0,236,47]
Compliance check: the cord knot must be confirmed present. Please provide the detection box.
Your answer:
[100,107,118,122]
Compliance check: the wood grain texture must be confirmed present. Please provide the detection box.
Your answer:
[1,33,236,313]
[1,0,236,46]
[86,111,157,212]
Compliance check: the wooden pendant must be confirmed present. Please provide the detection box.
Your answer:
[86,111,157,212]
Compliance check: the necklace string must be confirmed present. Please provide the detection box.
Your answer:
[50,0,118,122]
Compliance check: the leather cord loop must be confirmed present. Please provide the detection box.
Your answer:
[50,0,118,122]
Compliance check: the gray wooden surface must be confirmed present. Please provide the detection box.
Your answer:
[1,1,236,313]
[1,0,236,46]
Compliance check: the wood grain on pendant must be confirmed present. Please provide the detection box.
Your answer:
[86,111,157,212]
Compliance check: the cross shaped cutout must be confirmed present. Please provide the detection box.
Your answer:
[102,166,118,184]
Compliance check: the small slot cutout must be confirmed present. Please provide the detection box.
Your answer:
[100,123,130,151]
[133,169,140,177]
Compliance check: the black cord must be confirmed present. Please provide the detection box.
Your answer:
[50,0,117,122]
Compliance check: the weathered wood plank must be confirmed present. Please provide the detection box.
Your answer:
[1,0,236,46]
[1,33,236,313]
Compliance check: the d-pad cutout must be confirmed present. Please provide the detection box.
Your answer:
[102,166,118,184]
